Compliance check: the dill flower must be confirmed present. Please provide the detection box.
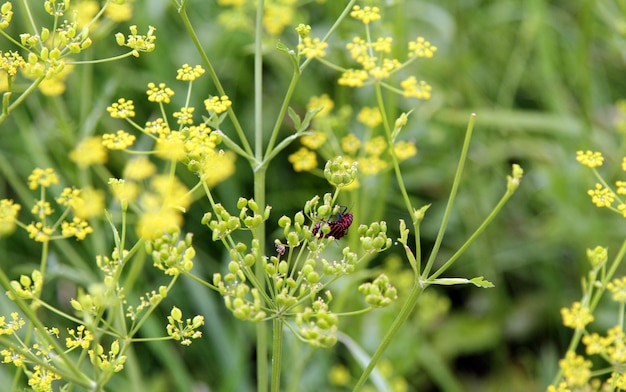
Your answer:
[105,2,133,22]
[124,156,157,180]
[107,98,136,119]
[288,147,317,172]
[102,130,136,150]
[0,199,20,235]
[358,156,387,175]
[560,301,594,330]
[587,183,615,208]
[408,37,437,58]
[70,136,108,167]
[395,141,417,160]
[559,351,592,387]
[26,222,54,242]
[146,82,174,103]
[298,37,328,59]
[173,107,195,125]
[357,107,382,128]
[301,131,327,150]
[0,51,25,76]
[576,150,604,168]
[176,64,205,81]
[350,5,381,24]
[338,69,368,87]
[401,77,432,99]
[204,95,232,114]
[607,277,626,303]
[200,150,237,187]
[307,94,334,117]
[364,136,387,156]
[28,168,59,190]
[341,133,361,154]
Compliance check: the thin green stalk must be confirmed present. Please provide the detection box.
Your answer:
[271,318,284,392]
[175,3,253,158]
[421,114,476,278]
[253,2,269,391]
[426,184,517,282]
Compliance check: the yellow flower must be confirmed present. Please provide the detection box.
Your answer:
[582,332,605,355]
[28,168,59,190]
[350,5,381,24]
[587,183,615,208]
[115,25,157,56]
[395,141,417,160]
[576,150,604,168]
[107,98,136,119]
[298,37,328,59]
[156,132,187,161]
[173,107,195,125]
[204,95,232,114]
[61,217,93,240]
[559,351,591,387]
[109,178,139,203]
[38,63,73,96]
[263,4,293,36]
[0,2,13,29]
[338,69,369,87]
[71,187,105,219]
[0,199,21,235]
[341,133,361,154]
[146,82,174,103]
[105,2,133,22]
[0,51,25,76]
[560,301,593,330]
[357,107,382,128]
[358,156,387,175]
[364,136,387,156]
[26,222,54,242]
[102,130,136,150]
[328,364,350,386]
[124,156,157,180]
[401,77,432,99]
[288,147,317,172]
[607,277,626,303]
[70,136,108,167]
[307,94,334,117]
[301,131,327,150]
[136,210,182,240]
[176,64,205,81]
[616,180,626,195]
[145,118,170,136]
[371,37,393,53]
[346,37,369,62]
[150,175,191,212]
[28,365,61,391]
[31,200,53,219]
[200,150,237,187]
[408,37,437,58]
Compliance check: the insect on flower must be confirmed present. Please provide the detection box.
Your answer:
[312,206,353,240]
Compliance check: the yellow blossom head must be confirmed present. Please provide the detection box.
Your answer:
[70,136,108,167]
[288,147,317,172]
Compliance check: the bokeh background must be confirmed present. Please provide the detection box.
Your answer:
[2,0,626,391]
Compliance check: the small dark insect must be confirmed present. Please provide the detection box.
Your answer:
[312,207,353,240]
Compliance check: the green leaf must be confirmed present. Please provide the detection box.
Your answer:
[469,276,495,288]
[287,107,302,130]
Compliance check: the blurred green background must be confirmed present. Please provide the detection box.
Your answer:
[2,0,626,391]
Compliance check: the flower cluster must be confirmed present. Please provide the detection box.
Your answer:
[166,307,205,346]
[103,65,238,238]
[287,95,418,179]
[297,6,436,94]
[576,150,626,217]
[0,1,146,100]
[0,168,97,242]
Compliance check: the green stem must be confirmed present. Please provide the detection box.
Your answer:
[176,3,253,158]
[271,318,284,392]
[421,114,476,278]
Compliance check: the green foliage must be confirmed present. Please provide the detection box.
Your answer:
[1,0,626,391]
